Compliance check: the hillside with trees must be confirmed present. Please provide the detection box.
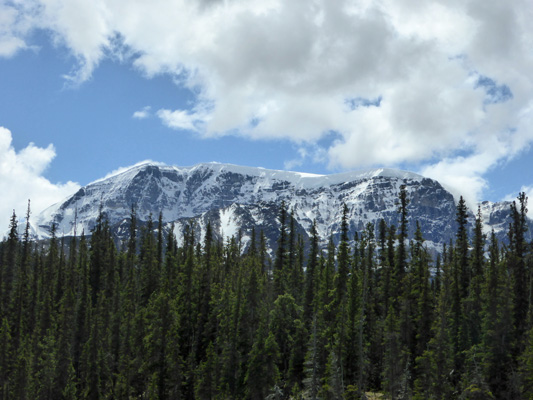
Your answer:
[1,189,532,399]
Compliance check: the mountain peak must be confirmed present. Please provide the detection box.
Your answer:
[94,162,427,192]
[32,161,528,252]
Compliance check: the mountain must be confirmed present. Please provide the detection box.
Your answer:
[33,162,531,253]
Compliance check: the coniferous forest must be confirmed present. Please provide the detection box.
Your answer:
[1,188,533,399]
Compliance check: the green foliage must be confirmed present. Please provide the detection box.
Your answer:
[520,323,533,399]
[1,193,532,399]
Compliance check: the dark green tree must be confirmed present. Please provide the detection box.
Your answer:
[335,203,351,306]
[509,192,529,345]
[274,201,288,296]
[304,220,320,324]
[396,185,409,289]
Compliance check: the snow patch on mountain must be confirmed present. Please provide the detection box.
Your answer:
[219,204,240,241]
[31,162,531,253]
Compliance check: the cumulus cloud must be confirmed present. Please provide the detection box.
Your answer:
[4,0,533,202]
[0,127,79,232]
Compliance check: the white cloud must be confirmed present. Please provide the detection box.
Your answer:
[419,154,493,210]
[0,127,79,233]
[3,0,533,202]
[0,2,35,58]
[284,144,327,171]
[504,186,533,218]
[132,106,151,119]
[157,107,210,133]
[0,34,26,58]
[284,147,308,171]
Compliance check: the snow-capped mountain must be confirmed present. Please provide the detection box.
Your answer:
[33,162,531,252]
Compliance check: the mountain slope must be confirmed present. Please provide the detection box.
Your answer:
[33,162,530,252]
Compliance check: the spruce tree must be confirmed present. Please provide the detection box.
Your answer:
[464,206,485,349]
[10,203,32,354]
[0,317,12,400]
[319,238,336,354]
[274,201,288,296]
[269,293,304,388]
[520,322,533,398]
[455,196,470,298]
[303,315,321,400]
[413,264,454,399]
[509,192,529,346]
[245,319,280,400]
[411,221,433,363]
[396,185,409,288]
[335,203,351,306]
[2,211,18,314]
[143,291,176,400]
[139,213,159,304]
[480,231,515,398]
[304,220,319,324]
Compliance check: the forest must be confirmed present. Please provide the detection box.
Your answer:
[1,186,533,399]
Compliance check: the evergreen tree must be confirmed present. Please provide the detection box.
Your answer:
[509,192,529,345]
[324,350,343,400]
[451,197,469,376]
[304,220,320,324]
[89,209,116,307]
[55,276,77,398]
[396,185,409,288]
[344,238,361,391]
[72,233,89,380]
[414,258,454,399]
[1,193,532,399]
[303,315,321,400]
[2,210,18,314]
[382,304,403,399]
[0,317,12,400]
[378,218,392,320]
[480,232,516,398]
[245,319,280,400]
[194,341,219,400]
[9,335,31,400]
[269,293,304,389]
[335,203,351,306]
[274,201,288,296]
[464,207,485,349]
[411,221,433,363]
[10,202,32,355]
[143,290,178,400]
[520,322,533,399]
[455,196,470,298]
[178,224,198,399]
[319,238,336,355]
[287,209,298,299]
[140,214,159,304]
[259,230,269,275]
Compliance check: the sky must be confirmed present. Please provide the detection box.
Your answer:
[1,0,533,226]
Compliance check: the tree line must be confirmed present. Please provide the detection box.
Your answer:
[0,188,533,399]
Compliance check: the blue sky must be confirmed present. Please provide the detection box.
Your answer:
[1,31,318,184]
[1,0,533,224]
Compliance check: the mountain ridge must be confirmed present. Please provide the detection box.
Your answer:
[32,162,531,253]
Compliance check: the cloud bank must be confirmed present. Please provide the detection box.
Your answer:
[0,127,79,233]
[3,0,533,205]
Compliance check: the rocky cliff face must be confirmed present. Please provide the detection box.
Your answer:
[33,162,531,253]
